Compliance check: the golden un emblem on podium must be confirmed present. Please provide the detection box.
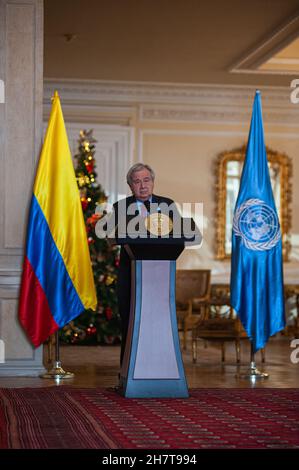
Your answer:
[145,212,173,236]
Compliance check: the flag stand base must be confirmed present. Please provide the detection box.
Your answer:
[236,344,269,381]
[40,361,74,379]
[236,358,269,381]
[41,332,74,379]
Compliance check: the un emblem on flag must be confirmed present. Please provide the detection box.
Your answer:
[233,198,281,251]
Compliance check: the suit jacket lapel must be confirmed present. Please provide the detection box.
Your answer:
[126,195,138,221]
[151,194,158,204]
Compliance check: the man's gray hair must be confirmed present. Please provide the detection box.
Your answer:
[126,163,155,186]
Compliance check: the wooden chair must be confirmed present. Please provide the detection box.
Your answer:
[191,284,265,363]
[284,284,299,339]
[176,269,211,350]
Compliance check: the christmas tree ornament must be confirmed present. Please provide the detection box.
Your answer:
[59,129,121,345]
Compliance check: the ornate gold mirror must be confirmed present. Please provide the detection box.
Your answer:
[215,146,292,260]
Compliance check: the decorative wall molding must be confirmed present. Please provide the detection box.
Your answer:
[139,103,299,125]
[0,79,4,103]
[65,123,135,203]
[43,102,135,126]
[0,0,43,258]
[44,78,293,105]
[44,78,299,126]
[137,127,299,167]
[0,0,44,377]
[0,270,45,376]
[138,128,299,138]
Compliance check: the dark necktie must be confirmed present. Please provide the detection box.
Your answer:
[143,200,151,213]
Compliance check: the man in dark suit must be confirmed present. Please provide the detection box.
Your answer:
[113,163,177,365]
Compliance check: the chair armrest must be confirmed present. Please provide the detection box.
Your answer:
[192,296,210,305]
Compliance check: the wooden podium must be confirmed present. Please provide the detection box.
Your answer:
[117,224,201,398]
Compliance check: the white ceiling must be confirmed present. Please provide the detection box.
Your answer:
[44,0,299,86]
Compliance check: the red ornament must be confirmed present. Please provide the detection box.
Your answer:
[87,213,101,226]
[105,307,113,321]
[85,162,94,173]
[88,237,95,244]
[81,198,88,211]
[115,259,120,267]
[87,325,96,336]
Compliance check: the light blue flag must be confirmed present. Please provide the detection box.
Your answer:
[230,91,285,353]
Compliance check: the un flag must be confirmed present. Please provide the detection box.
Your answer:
[230,91,285,353]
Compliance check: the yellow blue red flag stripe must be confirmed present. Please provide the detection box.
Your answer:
[19,91,97,347]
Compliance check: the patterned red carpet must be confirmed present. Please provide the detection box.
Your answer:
[0,387,298,449]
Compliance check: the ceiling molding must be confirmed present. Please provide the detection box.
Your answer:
[230,11,299,75]
[139,103,299,126]
[44,79,299,126]
[65,123,134,202]
[43,102,135,126]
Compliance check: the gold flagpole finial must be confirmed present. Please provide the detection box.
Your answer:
[51,90,59,101]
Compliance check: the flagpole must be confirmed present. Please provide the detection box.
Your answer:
[18,92,97,358]
[230,91,285,382]
[237,342,268,381]
[40,331,74,380]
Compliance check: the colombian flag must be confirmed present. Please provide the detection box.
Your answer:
[18,91,97,347]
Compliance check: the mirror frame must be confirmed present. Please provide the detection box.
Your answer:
[215,145,292,261]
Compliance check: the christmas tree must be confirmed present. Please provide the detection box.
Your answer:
[60,130,121,345]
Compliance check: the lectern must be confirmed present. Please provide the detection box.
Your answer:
[117,221,201,398]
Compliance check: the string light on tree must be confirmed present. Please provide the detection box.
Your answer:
[59,129,121,345]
